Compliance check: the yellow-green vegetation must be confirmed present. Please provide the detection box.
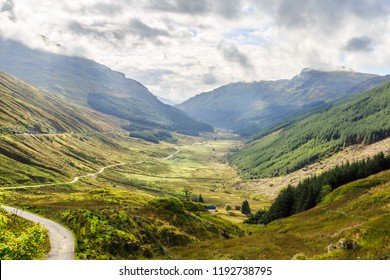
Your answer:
[3,186,243,259]
[0,207,49,260]
[0,131,261,259]
[0,71,120,134]
[171,170,390,260]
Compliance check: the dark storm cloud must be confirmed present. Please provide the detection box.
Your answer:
[202,73,218,85]
[256,0,390,29]
[128,19,171,39]
[218,41,253,69]
[67,20,127,42]
[148,0,243,19]
[345,36,374,52]
[214,0,242,19]
[148,0,210,15]
[68,21,105,37]
[87,2,124,15]
[1,0,16,22]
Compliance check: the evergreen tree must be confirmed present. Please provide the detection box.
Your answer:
[247,152,390,225]
[268,185,295,220]
[198,194,204,203]
[241,200,251,215]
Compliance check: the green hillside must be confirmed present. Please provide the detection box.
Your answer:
[0,38,213,135]
[172,169,390,260]
[230,81,390,178]
[88,92,213,135]
[177,69,385,136]
[0,71,120,134]
[0,71,244,259]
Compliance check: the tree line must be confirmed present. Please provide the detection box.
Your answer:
[230,81,390,178]
[247,152,390,224]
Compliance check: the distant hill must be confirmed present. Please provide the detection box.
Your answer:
[229,81,390,178]
[0,71,118,134]
[0,37,212,135]
[177,68,384,136]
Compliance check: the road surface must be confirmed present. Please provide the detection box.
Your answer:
[1,206,75,260]
[0,146,181,260]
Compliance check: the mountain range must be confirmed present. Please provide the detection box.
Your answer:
[0,37,212,135]
[177,68,390,136]
[229,81,390,178]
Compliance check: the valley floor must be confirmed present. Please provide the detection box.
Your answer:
[0,132,389,260]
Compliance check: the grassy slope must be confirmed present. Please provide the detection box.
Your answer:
[172,170,390,260]
[0,39,213,135]
[0,71,122,134]
[0,130,258,259]
[1,128,389,259]
[177,69,379,136]
[230,81,390,178]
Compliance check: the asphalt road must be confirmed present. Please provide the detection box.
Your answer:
[0,146,181,259]
[2,205,75,260]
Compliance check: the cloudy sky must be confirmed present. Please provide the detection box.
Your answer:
[1,0,390,102]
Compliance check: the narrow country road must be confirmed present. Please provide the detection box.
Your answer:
[1,205,75,260]
[1,163,126,190]
[163,147,180,160]
[0,146,181,260]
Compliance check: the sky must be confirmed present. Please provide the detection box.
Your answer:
[1,0,390,102]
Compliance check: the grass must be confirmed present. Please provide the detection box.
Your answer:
[0,132,266,259]
[170,170,390,259]
[231,81,390,178]
[2,126,388,260]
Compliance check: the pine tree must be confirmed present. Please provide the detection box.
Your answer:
[198,194,204,203]
[241,200,251,215]
[268,185,294,220]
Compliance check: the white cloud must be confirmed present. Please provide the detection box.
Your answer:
[0,0,389,101]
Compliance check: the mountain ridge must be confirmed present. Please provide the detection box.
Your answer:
[0,37,213,135]
[229,81,390,178]
[0,71,120,134]
[177,68,388,136]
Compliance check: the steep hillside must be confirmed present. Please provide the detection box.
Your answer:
[230,81,390,178]
[172,170,390,260]
[0,71,120,134]
[0,38,212,135]
[177,68,382,136]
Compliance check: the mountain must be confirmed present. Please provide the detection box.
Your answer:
[0,37,213,135]
[176,68,381,136]
[0,71,118,134]
[229,81,390,178]
[347,74,390,94]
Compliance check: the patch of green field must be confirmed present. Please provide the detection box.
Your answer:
[1,132,269,259]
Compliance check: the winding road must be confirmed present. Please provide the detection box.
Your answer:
[0,146,180,259]
[0,163,127,190]
[163,146,180,160]
[1,205,75,260]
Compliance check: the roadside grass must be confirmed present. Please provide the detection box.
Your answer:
[0,205,50,260]
[1,133,263,259]
[5,131,388,260]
